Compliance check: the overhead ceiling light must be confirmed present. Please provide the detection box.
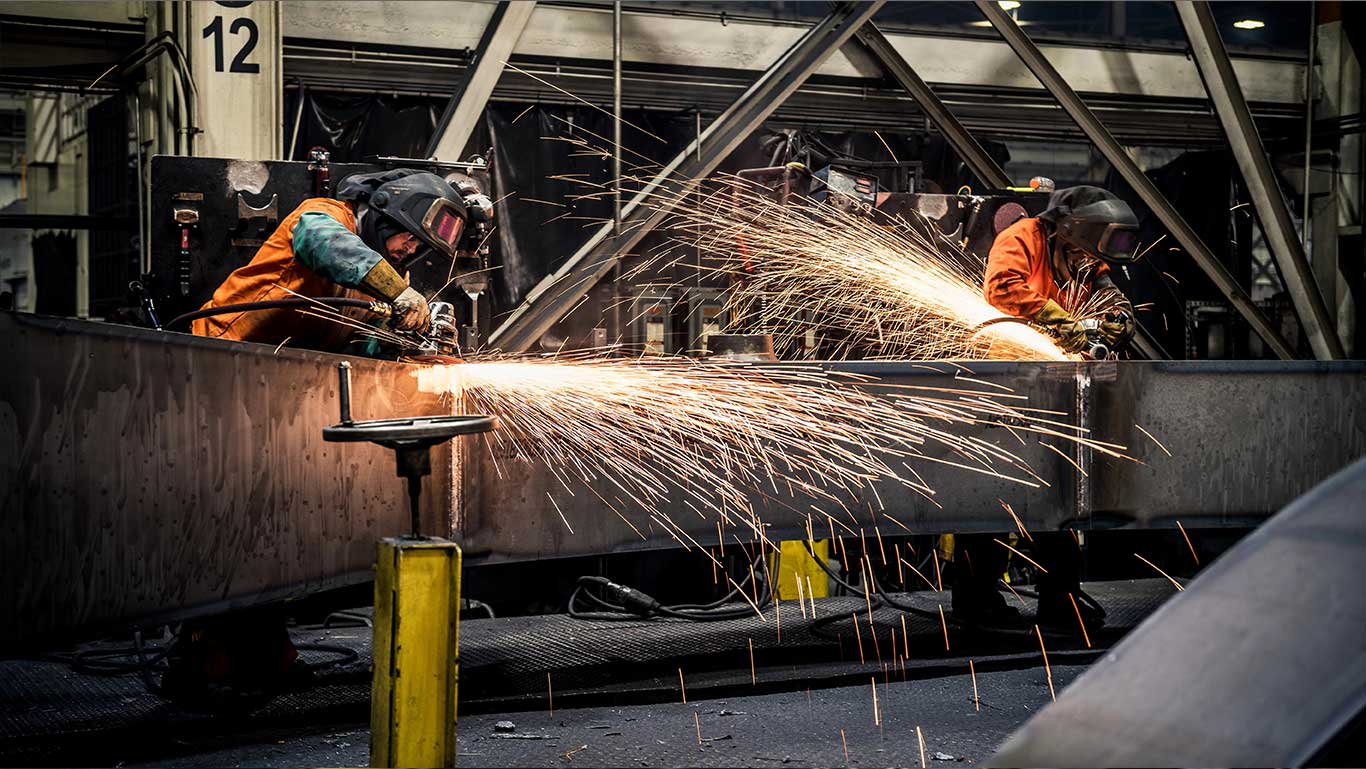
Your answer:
[1233,19,1265,30]
[998,0,1021,9]
[967,18,1032,27]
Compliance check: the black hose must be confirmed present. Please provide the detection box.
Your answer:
[568,549,778,623]
[166,297,383,330]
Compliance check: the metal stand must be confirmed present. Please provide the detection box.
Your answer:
[322,361,495,537]
[320,361,494,769]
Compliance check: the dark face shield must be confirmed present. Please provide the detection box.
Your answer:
[1095,223,1140,263]
[421,198,466,258]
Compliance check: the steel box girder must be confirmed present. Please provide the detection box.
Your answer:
[457,358,1366,563]
[5,311,1364,647]
[0,312,455,647]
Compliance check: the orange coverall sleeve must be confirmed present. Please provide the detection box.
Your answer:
[983,224,1049,319]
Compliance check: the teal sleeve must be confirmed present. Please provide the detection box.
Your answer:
[292,211,383,288]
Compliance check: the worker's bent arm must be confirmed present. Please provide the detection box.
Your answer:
[292,212,409,301]
[983,231,1050,319]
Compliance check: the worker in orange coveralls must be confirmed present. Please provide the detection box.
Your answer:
[952,187,1142,633]
[192,169,476,349]
[983,185,1140,353]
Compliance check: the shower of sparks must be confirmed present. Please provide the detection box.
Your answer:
[1001,499,1033,542]
[414,354,1129,536]
[1135,423,1173,457]
[1035,624,1056,702]
[970,659,980,711]
[1177,520,1199,566]
[994,537,1049,574]
[624,174,1070,361]
[1069,592,1092,648]
[1135,554,1185,592]
[1059,279,1135,325]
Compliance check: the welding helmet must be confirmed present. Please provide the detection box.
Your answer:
[1038,186,1141,265]
[337,169,468,269]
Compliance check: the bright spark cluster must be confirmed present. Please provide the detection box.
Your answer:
[634,176,1071,361]
[414,355,1126,542]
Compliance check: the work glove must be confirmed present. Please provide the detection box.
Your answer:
[1033,299,1088,353]
[1099,312,1135,346]
[391,286,432,334]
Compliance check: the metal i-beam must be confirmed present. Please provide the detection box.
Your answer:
[974,0,1298,360]
[1176,1,1344,360]
[425,1,537,162]
[851,22,1012,190]
[489,1,887,353]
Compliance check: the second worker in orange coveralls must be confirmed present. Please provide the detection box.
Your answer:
[952,187,1143,630]
[983,185,1140,354]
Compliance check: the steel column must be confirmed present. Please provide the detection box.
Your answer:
[851,22,1012,190]
[974,0,1298,360]
[612,0,623,234]
[489,1,887,353]
[425,1,537,162]
[1177,1,1343,360]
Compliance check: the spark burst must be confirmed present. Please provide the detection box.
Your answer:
[414,353,1131,542]
[625,175,1070,361]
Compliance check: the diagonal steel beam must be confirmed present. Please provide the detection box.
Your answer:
[490,1,886,352]
[1176,1,1343,360]
[425,1,537,162]
[974,0,1298,360]
[850,22,1012,190]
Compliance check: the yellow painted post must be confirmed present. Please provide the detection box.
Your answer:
[771,540,831,599]
[370,537,461,769]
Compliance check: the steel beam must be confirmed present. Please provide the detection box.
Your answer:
[424,1,536,162]
[974,0,1299,360]
[6,313,1364,646]
[460,358,1366,562]
[851,22,1012,190]
[1177,1,1344,360]
[489,1,886,353]
[0,313,454,648]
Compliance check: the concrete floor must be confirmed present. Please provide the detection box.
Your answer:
[128,664,1083,768]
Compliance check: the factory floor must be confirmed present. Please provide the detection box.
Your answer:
[128,664,1081,768]
[1,581,1171,768]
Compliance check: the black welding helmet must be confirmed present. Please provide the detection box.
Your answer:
[1038,185,1141,264]
[336,169,467,268]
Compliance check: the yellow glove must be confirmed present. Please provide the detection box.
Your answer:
[1099,313,1134,345]
[1034,299,1088,353]
[391,286,432,334]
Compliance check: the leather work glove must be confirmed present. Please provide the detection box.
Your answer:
[390,286,432,334]
[1099,312,1135,346]
[1033,298,1088,353]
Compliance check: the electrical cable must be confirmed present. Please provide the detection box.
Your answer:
[166,297,386,329]
[53,628,359,697]
[568,548,779,623]
[801,539,1101,640]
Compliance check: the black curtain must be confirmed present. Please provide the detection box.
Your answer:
[285,91,441,162]
[1104,150,1262,358]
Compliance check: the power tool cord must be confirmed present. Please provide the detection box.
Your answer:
[166,297,383,330]
[569,549,779,622]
